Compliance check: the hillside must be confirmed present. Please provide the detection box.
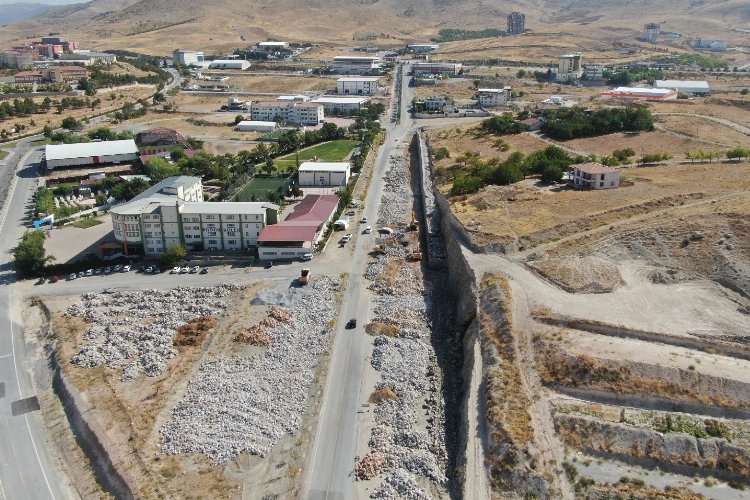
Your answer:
[0,0,747,55]
[0,3,52,24]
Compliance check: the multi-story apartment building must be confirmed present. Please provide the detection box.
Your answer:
[172,49,204,65]
[477,87,512,107]
[0,50,34,69]
[412,62,462,76]
[111,176,280,255]
[558,53,583,81]
[331,56,382,75]
[251,101,324,125]
[507,12,526,35]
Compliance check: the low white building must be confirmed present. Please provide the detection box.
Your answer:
[58,51,117,65]
[298,162,351,187]
[173,49,204,66]
[45,140,138,169]
[311,96,370,113]
[257,41,289,50]
[336,76,379,95]
[570,162,620,190]
[251,101,324,125]
[477,87,511,107]
[602,86,677,100]
[331,56,382,75]
[208,59,251,70]
[412,62,462,76]
[111,176,280,255]
[236,120,278,132]
[276,95,310,102]
[655,79,711,95]
[407,44,439,53]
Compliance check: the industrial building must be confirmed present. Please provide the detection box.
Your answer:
[311,96,370,113]
[336,76,379,95]
[251,101,324,125]
[208,59,251,70]
[298,162,351,187]
[14,66,87,84]
[477,87,511,107]
[583,64,604,81]
[257,194,340,261]
[45,140,139,170]
[407,44,440,53]
[507,12,526,35]
[111,176,280,255]
[601,86,677,101]
[331,56,382,75]
[412,62,462,76]
[276,95,310,102]
[58,51,117,65]
[257,41,289,50]
[570,163,620,190]
[641,23,660,42]
[688,39,727,51]
[236,121,278,132]
[655,79,711,95]
[558,53,582,81]
[172,49,204,65]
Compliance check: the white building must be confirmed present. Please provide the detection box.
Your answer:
[688,39,727,51]
[111,176,280,255]
[584,64,604,81]
[570,163,620,190]
[208,59,251,70]
[602,86,677,100]
[558,53,582,81]
[276,95,311,102]
[251,101,324,125]
[58,51,117,65]
[420,96,452,111]
[336,76,379,95]
[655,79,711,95]
[236,121,278,132]
[331,56,382,75]
[477,87,511,107]
[412,62,462,76]
[173,49,204,66]
[311,96,370,113]
[407,44,440,53]
[257,41,289,50]
[298,162,351,187]
[45,140,138,169]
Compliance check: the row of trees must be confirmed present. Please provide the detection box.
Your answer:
[541,107,655,140]
[0,96,101,122]
[448,145,575,195]
[480,114,525,135]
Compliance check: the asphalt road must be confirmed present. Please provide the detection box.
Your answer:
[303,63,416,499]
[0,142,69,500]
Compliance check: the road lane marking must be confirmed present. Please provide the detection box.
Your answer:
[0,354,12,359]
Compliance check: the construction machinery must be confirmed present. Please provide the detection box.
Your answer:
[408,241,423,261]
[299,268,310,285]
[409,211,418,231]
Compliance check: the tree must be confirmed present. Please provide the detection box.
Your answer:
[263,157,275,176]
[516,69,526,78]
[61,116,82,131]
[434,147,450,161]
[14,231,54,278]
[726,147,749,162]
[111,178,151,200]
[145,157,180,182]
[480,114,524,135]
[540,165,564,183]
[159,244,187,267]
[233,114,245,125]
[450,176,483,195]
[42,125,53,138]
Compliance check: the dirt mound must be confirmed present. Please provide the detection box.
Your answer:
[365,322,400,337]
[355,453,385,480]
[174,316,217,347]
[648,268,690,284]
[529,256,622,293]
[233,305,293,346]
[369,386,398,403]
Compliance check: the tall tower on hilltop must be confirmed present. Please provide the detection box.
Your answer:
[507,12,525,36]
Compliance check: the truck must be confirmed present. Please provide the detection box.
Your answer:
[299,268,310,285]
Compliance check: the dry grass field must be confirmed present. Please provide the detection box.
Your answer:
[221,75,335,94]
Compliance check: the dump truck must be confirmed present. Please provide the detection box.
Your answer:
[299,268,310,285]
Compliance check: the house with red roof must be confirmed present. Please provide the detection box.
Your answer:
[570,162,620,190]
[257,194,340,260]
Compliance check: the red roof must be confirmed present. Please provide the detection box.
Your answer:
[572,162,618,175]
[287,194,340,222]
[258,224,319,243]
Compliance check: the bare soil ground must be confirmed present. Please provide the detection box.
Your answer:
[221,75,334,94]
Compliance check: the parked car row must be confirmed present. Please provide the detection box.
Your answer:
[69,264,131,280]
[170,265,208,274]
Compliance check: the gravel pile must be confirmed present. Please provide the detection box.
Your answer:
[378,155,412,227]
[370,469,432,500]
[160,276,340,464]
[66,285,238,381]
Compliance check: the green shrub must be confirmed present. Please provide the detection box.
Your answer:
[450,176,483,196]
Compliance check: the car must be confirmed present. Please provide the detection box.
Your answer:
[78,271,85,278]
[171,266,180,274]
[180,266,189,274]
[200,267,209,274]
[145,265,154,273]
[190,266,200,274]
[360,216,367,223]
[122,265,131,272]
[94,267,102,275]
[69,273,77,281]
[346,210,356,216]
[301,253,313,261]
[342,233,352,243]
[104,267,112,274]
[264,261,273,269]
[51,275,61,283]
[86,269,94,277]
[113,264,122,272]
[346,318,357,329]
[364,226,372,234]
[348,201,359,208]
